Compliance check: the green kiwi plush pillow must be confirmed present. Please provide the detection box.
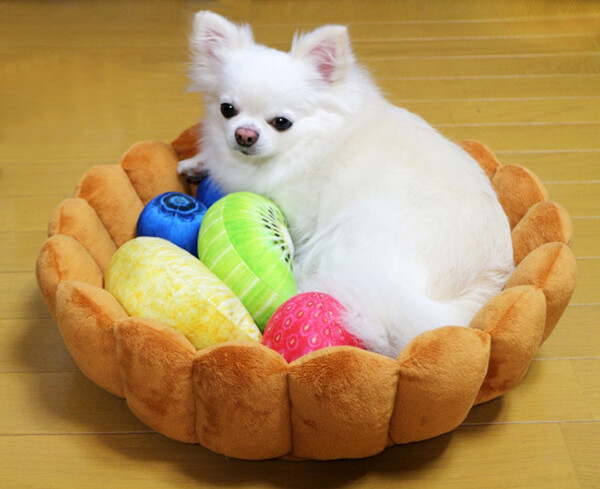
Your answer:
[197,192,298,330]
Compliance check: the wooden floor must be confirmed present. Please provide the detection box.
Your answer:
[1,0,599,487]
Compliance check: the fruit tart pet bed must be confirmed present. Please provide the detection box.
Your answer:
[36,124,576,461]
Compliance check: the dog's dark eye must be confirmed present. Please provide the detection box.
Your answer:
[270,117,293,132]
[220,103,238,119]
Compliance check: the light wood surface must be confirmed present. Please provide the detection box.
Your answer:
[1,0,598,487]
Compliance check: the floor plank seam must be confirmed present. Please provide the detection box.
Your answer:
[462,419,600,426]
[0,431,156,437]
[532,357,600,361]
[357,34,600,42]
[388,74,600,81]
[255,14,600,27]
[395,97,600,104]
[369,51,600,60]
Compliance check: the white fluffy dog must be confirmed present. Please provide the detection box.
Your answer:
[179,12,514,358]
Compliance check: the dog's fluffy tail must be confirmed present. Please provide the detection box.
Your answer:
[299,266,484,358]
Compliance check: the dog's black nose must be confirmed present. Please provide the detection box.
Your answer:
[235,127,259,147]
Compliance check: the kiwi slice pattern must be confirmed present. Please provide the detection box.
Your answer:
[197,192,298,330]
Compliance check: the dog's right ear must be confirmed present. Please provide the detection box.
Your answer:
[291,25,353,84]
[189,11,254,91]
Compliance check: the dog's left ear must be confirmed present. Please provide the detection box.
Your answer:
[189,11,254,91]
[291,25,353,84]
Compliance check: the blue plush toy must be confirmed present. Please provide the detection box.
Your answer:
[196,175,226,208]
[137,192,207,256]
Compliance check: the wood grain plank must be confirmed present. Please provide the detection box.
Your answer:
[0,423,582,489]
[497,151,600,182]
[562,422,600,489]
[571,219,600,258]
[3,6,599,47]
[0,162,90,197]
[544,184,600,217]
[439,122,600,152]
[366,54,600,78]
[405,97,600,125]
[0,195,65,232]
[538,306,600,359]
[0,318,76,373]
[376,75,600,102]
[272,17,600,41]
[0,372,147,435]
[0,0,193,47]
[571,259,600,304]
[0,273,51,320]
[278,35,599,58]
[465,359,594,424]
[0,231,47,273]
[572,359,600,419]
[1,49,199,164]
[244,0,600,23]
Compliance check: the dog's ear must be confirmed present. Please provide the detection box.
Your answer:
[291,25,353,84]
[189,11,254,91]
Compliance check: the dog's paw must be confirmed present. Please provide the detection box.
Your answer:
[177,155,205,183]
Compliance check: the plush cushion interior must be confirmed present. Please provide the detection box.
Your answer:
[35,125,576,460]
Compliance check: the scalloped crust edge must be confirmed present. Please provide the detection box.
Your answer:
[35,135,577,460]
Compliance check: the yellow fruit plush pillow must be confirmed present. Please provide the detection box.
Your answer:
[105,236,261,349]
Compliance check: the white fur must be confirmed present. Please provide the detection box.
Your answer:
[180,12,514,358]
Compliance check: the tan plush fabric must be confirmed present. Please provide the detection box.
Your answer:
[75,164,144,246]
[171,122,202,161]
[36,234,104,316]
[34,130,577,460]
[460,139,501,180]
[390,327,491,444]
[505,242,577,344]
[55,280,126,397]
[193,342,291,459]
[48,198,117,272]
[470,286,546,404]
[289,347,399,459]
[115,317,197,442]
[511,201,573,264]
[492,164,548,229]
[120,141,186,205]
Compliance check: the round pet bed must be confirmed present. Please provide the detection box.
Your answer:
[35,124,576,460]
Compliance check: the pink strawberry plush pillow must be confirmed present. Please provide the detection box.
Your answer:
[262,292,364,362]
